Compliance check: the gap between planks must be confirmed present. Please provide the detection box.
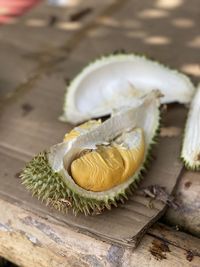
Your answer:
[147,224,200,257]
[0,198,200,267]
[0,187,162,248]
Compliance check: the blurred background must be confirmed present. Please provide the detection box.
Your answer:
[0,0,199,104]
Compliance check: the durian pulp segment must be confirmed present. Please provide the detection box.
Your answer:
[71,128,145,192]
[181,84,200,170]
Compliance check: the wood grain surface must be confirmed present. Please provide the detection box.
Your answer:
[0,199,200,267]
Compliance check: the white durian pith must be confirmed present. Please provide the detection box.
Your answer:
[21,91,160,215]
[181,84,200,170]
[60,54,194,124]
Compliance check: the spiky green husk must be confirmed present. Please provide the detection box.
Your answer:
[20,117,160,216]
[22,89,161,216]
[20,152,143,215]
[181,157,200,171]
[181,85,200,171]
[181,124,200,171]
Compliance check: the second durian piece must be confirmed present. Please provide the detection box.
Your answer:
[61,54,195,124]
[181,84,200,170]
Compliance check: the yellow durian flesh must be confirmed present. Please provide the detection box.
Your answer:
[69,127,145,192]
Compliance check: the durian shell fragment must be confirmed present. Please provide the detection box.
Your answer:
[181,84,200,170]
[61,54,195,124]
[21,91,160,215]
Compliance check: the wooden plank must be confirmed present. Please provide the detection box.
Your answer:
[148,223,200,255]
[0,0,116,53]
[165,170,200,237]
[0,42,37,100]
[0,0,116,102]
[0,71,185,247]
[0,199,199,267]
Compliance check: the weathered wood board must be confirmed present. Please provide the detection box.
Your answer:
[0,0,116,101]
[0,198,200,267]
[165,170,200,237]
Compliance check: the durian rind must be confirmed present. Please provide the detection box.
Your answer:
[181,84,200,170]
[21,143,155,215]
[21,91,160,215]
[21,151,140,215]
[61,53,195,124]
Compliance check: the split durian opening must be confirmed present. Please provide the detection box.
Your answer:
[64,120,145,192]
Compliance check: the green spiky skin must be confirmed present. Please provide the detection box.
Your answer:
[181,85,200,171]
[20,152,143,215]
[181,157,200,171]
[181,117,200,171]
[20,119,160,216]
[21,97,161,216]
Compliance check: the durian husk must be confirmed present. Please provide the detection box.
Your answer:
[181,84,200,170]
[61,53,195,124]
[21,91,161,215]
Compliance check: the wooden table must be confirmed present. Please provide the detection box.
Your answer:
[0,0,200,266]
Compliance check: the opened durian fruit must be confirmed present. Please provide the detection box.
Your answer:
[60,54,195,124]
[21,91,160,215]
[181,84,200,170]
